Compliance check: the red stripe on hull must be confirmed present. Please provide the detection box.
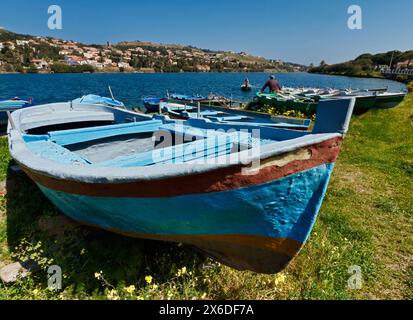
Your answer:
[22,137,342,198]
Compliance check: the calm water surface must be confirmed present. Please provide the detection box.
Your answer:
[0,72,406,108]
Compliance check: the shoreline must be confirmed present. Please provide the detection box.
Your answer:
[0,71,408,87]
[309,71,411,85]
[0,70,299,75]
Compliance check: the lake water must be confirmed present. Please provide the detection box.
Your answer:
[0,72,406,108]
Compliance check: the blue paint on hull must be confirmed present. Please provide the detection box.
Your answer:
[0,112,7,125]
[37,163,335,244]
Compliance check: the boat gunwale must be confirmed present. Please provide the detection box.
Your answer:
[9,97,356,185]
[8,103,342,184]
[9,129,341,184]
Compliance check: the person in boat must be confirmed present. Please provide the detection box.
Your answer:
[243,78,250,87]
[261,75,282,93]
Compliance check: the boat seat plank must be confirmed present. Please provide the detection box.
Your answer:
[159,123,241,139]
[49,119,163,146]
[207,115,251,122]
[220,121,310,129]
[271,117,311,126]
[26,140,91,165]
[166,106,196,111]
[94,131,247,167]
[185,111,220,117]
[21,111,115,131]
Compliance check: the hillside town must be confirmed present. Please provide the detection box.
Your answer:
[0,29,305,73]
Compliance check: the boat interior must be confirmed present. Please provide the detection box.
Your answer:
[161,102,311,129]
[12,96,357,171]
[13,102,315,168]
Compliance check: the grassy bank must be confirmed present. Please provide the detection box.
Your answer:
[0,95,412,300]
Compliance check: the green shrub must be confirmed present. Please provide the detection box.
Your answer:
[51,63,95,73]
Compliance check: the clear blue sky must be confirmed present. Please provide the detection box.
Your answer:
[0,0,411,65]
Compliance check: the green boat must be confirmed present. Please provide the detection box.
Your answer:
[255,92,318,113]
[340,94,377,113]
[374,93,406,109]
[255,92,378,114]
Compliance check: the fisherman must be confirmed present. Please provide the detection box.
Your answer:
[261,75,282,93]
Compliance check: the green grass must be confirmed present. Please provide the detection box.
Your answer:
[0,95,412,300]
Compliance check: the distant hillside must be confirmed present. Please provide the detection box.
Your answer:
[309,50,413,80]
[0,29,306,73]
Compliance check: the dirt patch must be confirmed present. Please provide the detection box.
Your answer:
[37,215,80,236]
[332,165,374,195]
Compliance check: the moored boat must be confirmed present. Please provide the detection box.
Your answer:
[256,89,404,114]
[168,93,209,103]
[255,92,318,113]
[161,101,312,130]
[0,97,34,125]
[372,92,406,109]
[335,93,377,113]
[72,94,125,108]
[143,96,164,113]
[168,93,232,107]
[8,97,355,274]
[241,84,252,91]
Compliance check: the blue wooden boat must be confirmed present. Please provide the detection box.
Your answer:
[8,97,355,273]
[0,98,34,125]
[161,101,312,130]
[143,96,164,113]
[72,94,125,108]
[168,93,209,103]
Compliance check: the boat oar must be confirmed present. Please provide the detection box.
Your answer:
[108,85,115,101]
[6,111,16,130]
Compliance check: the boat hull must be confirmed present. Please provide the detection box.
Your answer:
[350,95,377,114]
[19,137,341,273]
[241,86,252,91]
[0,113,7,125]
[256,93,378,114]
[374,94,405,109]
[143,103,161,113]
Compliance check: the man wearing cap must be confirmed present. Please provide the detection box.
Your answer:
[261,75,282,93]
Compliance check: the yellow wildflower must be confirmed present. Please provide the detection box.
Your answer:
[94,271,102,280]
[32,288,41,296]
[274,273,286,286]
[125,285,136,294]
[177,266,187,277]
[107,289,119,300]
[145,275,153,284]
